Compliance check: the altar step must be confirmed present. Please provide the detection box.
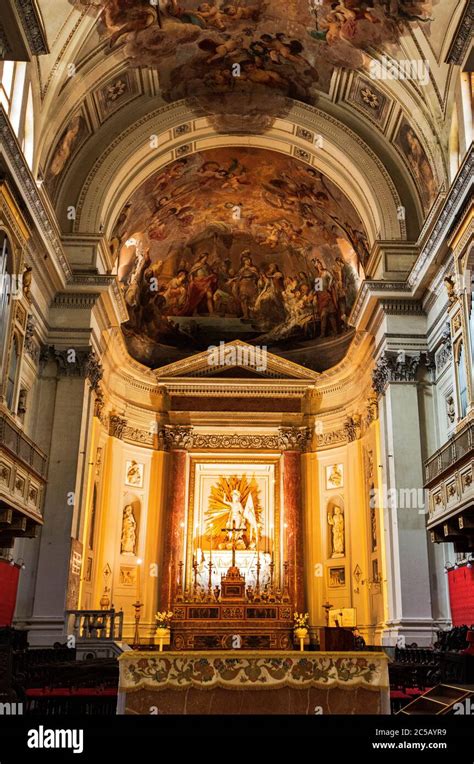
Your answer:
[396,683,474,715]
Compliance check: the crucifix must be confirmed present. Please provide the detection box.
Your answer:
[222,520,246,569]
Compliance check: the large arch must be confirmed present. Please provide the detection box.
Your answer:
[63,103,407,246]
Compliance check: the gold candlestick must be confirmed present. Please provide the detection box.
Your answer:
[207,525,214,600]
[136,557,143,602]
[192,555,199,601]
[176,561,184,602]
[269,555,275,601]
[132,600,143,649]
[254,532,261,602]
[283,561,290,602]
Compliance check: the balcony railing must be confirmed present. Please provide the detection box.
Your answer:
[425,420,474,486]
[65,610,124,641]
[0,412,47,479]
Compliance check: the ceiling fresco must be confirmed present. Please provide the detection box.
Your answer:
[114,147,370,371]
[72,0,436,130]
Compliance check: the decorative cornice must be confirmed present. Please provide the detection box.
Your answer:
[350,281,412,325]
[446,0,474,65]
[160,382,311,398]
[51,293,102,310]
[69,274,116,289]
[315,429,347,448]
[91,420,372,452]
[351,151,472,329]
[379,299,424,316]
[409,147,473,287]
[122,425,154,447]
[13,0,49,56]
[0,182,29,245]
[0,108,72,281]
[140,425,315,452]
[109,414,127,439]
[190,432,281,451]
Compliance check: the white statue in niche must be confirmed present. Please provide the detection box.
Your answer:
[221,489,259,550]
[328,504,345,558]
[121,504,137,555]
[222,490,247,549]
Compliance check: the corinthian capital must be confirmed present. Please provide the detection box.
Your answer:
[344,414,362,442]
[278,426,312,452]
[372,350,421,395]
[85,351,103,392]
[164,425,194,450]
[40,346,92,377]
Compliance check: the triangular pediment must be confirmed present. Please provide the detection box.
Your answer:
[154,341,318,381]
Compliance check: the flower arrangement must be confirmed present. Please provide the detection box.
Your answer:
[293,612,309,630]
[155,610,173,629]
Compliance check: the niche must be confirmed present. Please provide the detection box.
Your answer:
[120,493,141,557]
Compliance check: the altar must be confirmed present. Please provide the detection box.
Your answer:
[129,382,388,706]
[117,651,390,715]
[161,459,300,650]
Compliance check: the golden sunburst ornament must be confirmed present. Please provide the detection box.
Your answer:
[204,474,262,551]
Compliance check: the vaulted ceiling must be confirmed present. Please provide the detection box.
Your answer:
[20,0,467,370]
[31,0,463,248]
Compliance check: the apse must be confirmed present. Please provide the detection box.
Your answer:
[113,147,370,371]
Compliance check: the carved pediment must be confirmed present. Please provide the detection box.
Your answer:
[154,341,319,382]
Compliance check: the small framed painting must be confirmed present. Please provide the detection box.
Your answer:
[119,566,136,586]
[328,566,346,587]
[326,464,343,489]
[125,460,144,488]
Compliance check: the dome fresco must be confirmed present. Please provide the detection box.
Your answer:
[114,147,370,370]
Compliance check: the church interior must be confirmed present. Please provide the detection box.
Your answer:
[0,0,473,723]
